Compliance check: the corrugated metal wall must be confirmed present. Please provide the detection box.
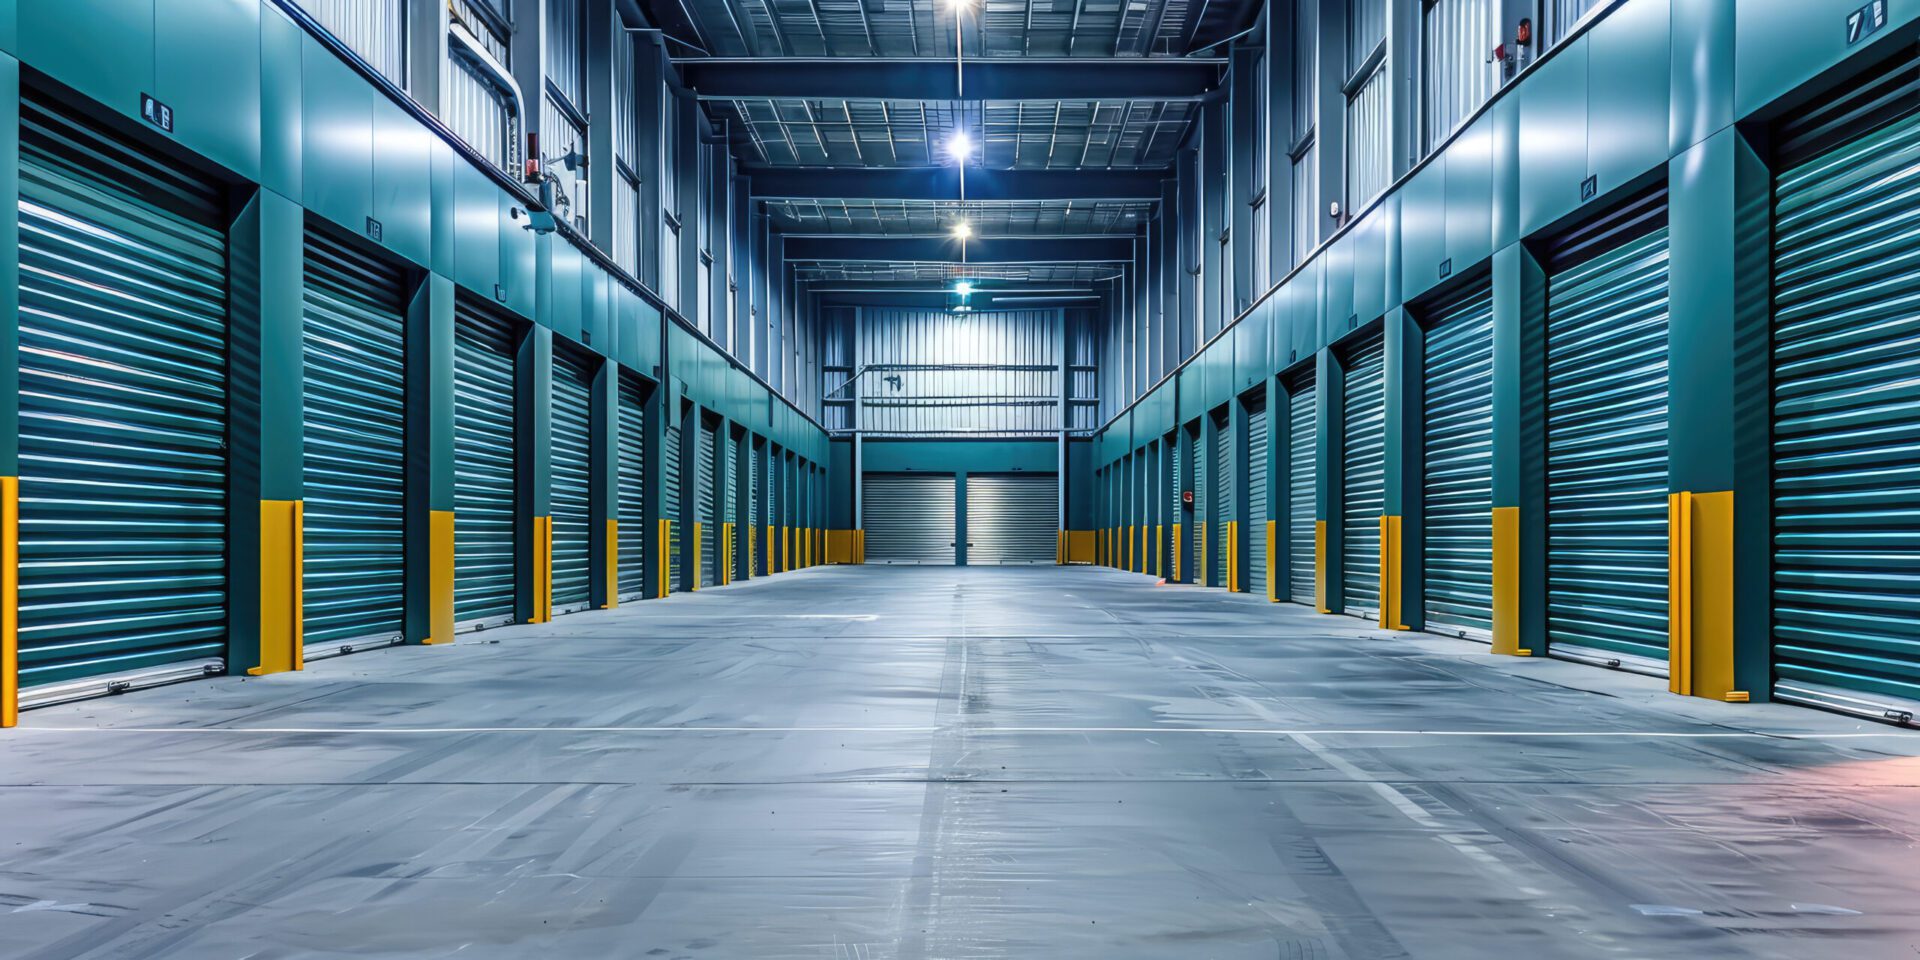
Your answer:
[443,2,517,174]
[1421,0,1497,155]
[300,0,406,84]
[1346,67,1391,211]
[856,307,1066,436]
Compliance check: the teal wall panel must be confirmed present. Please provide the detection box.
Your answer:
[862,440,1057,474]
[300,38,372,234]
[1517,41,1588,238]
[582,270,609,357]
[1734,0,1920,120]
[549,239,584,343]
[429,140,455,277]
[451,160,497,297]
[1351,208,1387,323]
[372,96,430,267]
[260,8,302,202]
[1586,0,1671,198]
[500,194,535,317]
[1671,0,1734,156]
[21,0,151,125]
[1233,299,1268,394]
[157,0,260,182]
[1322,233,1354,332]
[1490,97,1519,252]
[1399,162,1445,301]
[1444,115,1494,274]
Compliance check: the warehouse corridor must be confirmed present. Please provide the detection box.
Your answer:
[3,566,1917,959]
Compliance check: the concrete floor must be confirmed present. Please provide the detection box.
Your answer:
[3,567,1919,959]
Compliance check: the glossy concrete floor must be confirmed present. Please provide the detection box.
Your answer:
[4,565,1920,959]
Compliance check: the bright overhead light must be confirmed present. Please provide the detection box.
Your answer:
[952,220,973,240]
[955,281,974,296]
[946,132,972,162]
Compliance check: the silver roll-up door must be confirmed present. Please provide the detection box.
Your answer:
[967,473,1059,564]
[723,432,738,580]
[1771,75,1920,718]
[863,473,956,564]
[550,346,592,615]
[1186,431,1201,581]
[616,374,647,600]
[1168,439,1182,578]
[664,419,682,589]
[1423,283,1496,639]
[1248,399,1269,599]
[1288,373,1318,605]
[17,95,230,697]
[1342,331,1386,621]
[1213,414,1232,588]
[1546,211,1671,671]
[302,225,406,659]
[698,419,716,587]
[749,442,761,574]
[453,300,518,629]
[768,450,782,571]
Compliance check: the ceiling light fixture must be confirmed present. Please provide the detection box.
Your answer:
[955,280,974,296]
[946,131,972,162]
[952,220,973,240]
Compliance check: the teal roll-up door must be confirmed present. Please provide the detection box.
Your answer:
[1545,220,1671,669]
[1771,84,1920,716]
[1342,331,1386,621]
[1248,399,1269,599]
[1288,372,1318,605]
[769,451,783,569]
[453,300,518,628]
[302,225,406,658]
[17,95,229,693]
[616,374,647,600]
[1189,430,1203,582]
[550,346,593,615]
[698,419,716,587]
[749,442,761,574]
[724,432,738,578]
[1169,438,1182,579]
[1422,283,1496,639]
[664,419,682,590]
[1214,414,1232,588]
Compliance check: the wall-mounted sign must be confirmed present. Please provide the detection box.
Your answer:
[140,93,172,133]
[1847,0,1887,45]
[1182,490,1195,505]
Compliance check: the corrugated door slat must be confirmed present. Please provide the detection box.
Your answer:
[616,375,646,599]
[1343,332,1386,620]
[550,347,592,614]
[749,443,761,573]
[302,227,406,655]
[17,96,230,689]
[1169,440,1181,576]
[664,420,681,588]
[1289,375,1317,604]
[698,420,716,587]
[723,433,738,578]
[863,473,955,563]
[967,474,1059,563]
[1214,415,1231,588]
[453,301,517,627]
[1189,431,1203,581]
[769,451,782,570]
[1772,107,1920,713]
[1423,283,1496,638]
[1546,228,1671,666]
[1248,401,1269,599]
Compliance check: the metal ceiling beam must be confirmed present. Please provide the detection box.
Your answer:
[783,235,1133,262]
[680,58,1223,101]
[747,167,1166,201]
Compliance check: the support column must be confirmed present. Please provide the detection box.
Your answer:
[677,399,697,591]
[1492,243,1547,657]
[1317,348,1341,613]
[1264,376,1283,601]
[1382,306,1419,630]
[0,55,18,725]
[590,356,615,608]
[410,273,457,643]
[516,325,553,624]
[1230,398,1250,592]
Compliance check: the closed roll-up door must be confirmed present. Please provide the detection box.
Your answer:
[748,443,761,573]
[1342,332,1386,621]
[967,474,1059,563]
[863,473,956,563]
[1248,400,1269,599]
[302,226,406,658]
[1169,440,1182,577]
[1288,374,1317,605]
[1423,283,1496,639]
[698,420,716,587]
[768,452,782,571]
[1772,78,1920,716]
[453,300,518,628]
[550,347,593,614]
[664,420,682,588]
[1214,418,1232,587]
[17,96,230,693]
[723,433,738,578]
[1189,431,1203,582]
[1546,219,1670,670]
[616,375,647,600]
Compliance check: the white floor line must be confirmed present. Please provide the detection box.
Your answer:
[12,725,1915,739]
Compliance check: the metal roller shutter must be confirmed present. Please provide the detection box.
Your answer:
[967,473,1059,564]
[863,473,956,563]
[17,96,230,695]
[664,420,681,589]
[748,442,761,574]
[698,420,716,587]
[616,375,647,600]
[1342,332,1386,621]
[1546,223,1671,670]
[723,432,738,580]
[1248,400,1269,599]
[1189,431,1203,582]
[1169,440,1181,578]
[302,226,406,659]
[768,451,782,571]
[550,347,592,615]
[1772,79,1920,717]
[1213,413,1232,588]
[453,300,518,628]
[1422,283,1496,639]
[1288,374,1317,605]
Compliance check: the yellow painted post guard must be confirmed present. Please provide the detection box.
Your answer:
[1154,524,1163,577]
[250,499,304,675]
[1376,516,1407,630]
[429,510,455,642]
[530,515,553,621]
[690,521,702,590]
[1668,491,1746,702]
[1227,520,1239,592]
[1171,523,1181,582]
[1491,506,1528,655]
[604,520,619,607]
[0,477,15,727]
[1314,520,1328,613]
[658,518,674,596]
[1266,520,1278,602]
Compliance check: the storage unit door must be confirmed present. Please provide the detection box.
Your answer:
[550,347,593,614]
[616,376,647,600]
[749,444,761,573]
[1189,431,1203,581]
[664,421,681,588]
[1422,284,1496,639]
[768,453,782,570]
[1248,401,1269,599]
[1169,440,1182,578]
[302,226,406,657]
[698,421,716,587]
[724,435,738,578]
[863,473,956,563]
[453,302,518,628]
[967,474,1059,564]
[1545,227,1671,669]
[1342,332,1387,620]
[1772,99,1920,715]
[1288,375,1318,605]
[1214,418,1232,587]
[17,96,230,692]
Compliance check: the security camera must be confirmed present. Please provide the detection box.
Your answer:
[519,178,562,235]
